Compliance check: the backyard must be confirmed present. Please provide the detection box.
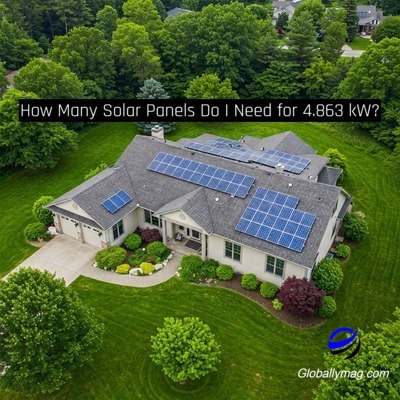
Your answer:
[0,121,399,399]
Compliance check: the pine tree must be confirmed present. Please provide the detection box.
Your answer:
[136,79,176,135]
[341,0,358,42]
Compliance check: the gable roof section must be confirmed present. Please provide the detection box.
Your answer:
[166,7,191,16]
[318,166,342,186]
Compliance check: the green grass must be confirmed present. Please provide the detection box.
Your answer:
[1,121,399,399]
[348,37,372,51]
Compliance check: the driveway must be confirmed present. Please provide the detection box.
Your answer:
[342,44,364,58]
[4,235,98,286]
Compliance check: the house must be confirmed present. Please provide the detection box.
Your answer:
[166,7,191,18]
[357,5,384,34]
[272,1,304,25]
[46,131,351,286]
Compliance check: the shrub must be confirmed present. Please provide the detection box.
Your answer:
[323,148,348,182]
[116,264,130,274]
[95,246,126,271]
[140,262,155,275]
[342,212,369,241]
[277,276,326,317]
[241,274,259,290]
[84,162,108,180]
[216,264,234,281]
[146,241,170,260]
[313,259,344,294]
[335,244,351,258]
[202,258,219,279]
[141,227,162,244]
[272,299,283,310]
[24,222,48,241]
[32,196,54,225]
[129,249,147,267]
[124,233,142,251]
[317,296,337,318]
[179,255,203,283]
[260,282,279,299]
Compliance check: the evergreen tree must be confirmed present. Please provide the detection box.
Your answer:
[341,0,358,41]
[276,11,289,29]
[136,79,176,135]
[95,5,118,41]
[320,21,347,63]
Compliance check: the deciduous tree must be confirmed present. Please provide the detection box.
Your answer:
[323,148,348,178]
[376,0,400,16]
[185,73,239,99]
[95,5,118,41]
[371,16,400,43]
[320,21,347,63]
[0,268,104,394]
[304,59,334,98]
[294,0,325,35]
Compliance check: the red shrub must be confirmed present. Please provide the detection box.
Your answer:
[141,227,162,244]
[277,276,326,317]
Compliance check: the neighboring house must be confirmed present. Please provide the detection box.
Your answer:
[166,7,191,18]
[46,131,351,286]
[272,1,304,24]
[357,5,384,34]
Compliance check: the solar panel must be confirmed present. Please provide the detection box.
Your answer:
[102,189,133,214]
[235,187,316,252]
[147,152,255,198]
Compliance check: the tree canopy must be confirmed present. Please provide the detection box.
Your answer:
[95,5,118,41]
[185,73,239,99]
[371,16,400,43]
[341,0,358,42]
[0,268,104,394]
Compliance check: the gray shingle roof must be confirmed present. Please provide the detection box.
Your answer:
[49,133,347,269]
[318,166,342,186]
[47,205,103,230]
[166,7,191,16]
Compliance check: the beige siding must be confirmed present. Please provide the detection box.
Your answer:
[81,224,102,247]
[60,216,79,239]
[109,209,140,246]
[207,234,308,287]
[55,200,93,219]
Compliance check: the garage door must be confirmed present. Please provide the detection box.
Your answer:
[82,225,102,248]
[60,216,78,239]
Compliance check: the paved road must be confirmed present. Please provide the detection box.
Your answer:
[342,44,364,58]
[3,235,180,287]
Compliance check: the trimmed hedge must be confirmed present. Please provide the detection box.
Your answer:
[241,274,259,290]
[216,264,234,281]
[313,259,344,295]
[95,246,127,271]
[124,233,142,251]
[335,244,351,258]
[260,282,279,299]
[179,255,203,283]
[146,241,170,260]
[129,249,147,267]
[202,258,219,279]
[24,222,48,241]
[317,296,337,318]
[116,264,130,274]
[140,262,155,275]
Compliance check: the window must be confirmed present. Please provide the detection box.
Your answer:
[144,209,162,227]
[266,255,285,278]
[112,220,124,240]
[191,230,200,240]
[225,241,241,262]
[332,200,338,217]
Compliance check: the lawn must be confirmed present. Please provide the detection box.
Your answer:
[348,37,372,51]
[1,121,399,399]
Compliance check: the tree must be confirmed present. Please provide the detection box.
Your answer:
[51,27,116,98]
[336,38,400,149]
[150,317,221,383]
[32,196,54,225]
[323,148,348,179]
[95,5,118,41]
[371,16,400,43]
[111,22,162,85]
[320,21,347,63]
[0,268,104,394]
[314,308,400,399]
[277,276,326,316]
[286,10,317,71]
[376,0,400,16]
[305,59,334,98]
[276,11,289,30]
[312,259,344,294]
[343,212,369,241]
[185,73,239,99]
[14,59,85,99]
[54,0,92,35]
[0,89,78,169]
[0,62,7,97]
[341,0,358,42]
[152,0,166,20]
[0,18,43,70]
[294,0,325,35]
[135,78,175,134]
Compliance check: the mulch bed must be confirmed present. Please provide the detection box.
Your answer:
[219,274,325,328]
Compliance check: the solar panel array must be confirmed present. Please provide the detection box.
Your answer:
[102,190,133,214]
[235,187,316,252]
[147,152,255,198]
[184,139,311,174]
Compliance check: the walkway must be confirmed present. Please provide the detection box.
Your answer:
[3,235,181,287]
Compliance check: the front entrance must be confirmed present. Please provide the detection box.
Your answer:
[187,228,201,241]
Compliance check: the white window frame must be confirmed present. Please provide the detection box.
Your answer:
[225,241,241,262]
[266,255,285,278]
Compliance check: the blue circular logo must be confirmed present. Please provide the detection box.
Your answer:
[328,327,361,359]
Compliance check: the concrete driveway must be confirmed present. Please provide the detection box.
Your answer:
[342,44,364,58]
[5,235,98,286]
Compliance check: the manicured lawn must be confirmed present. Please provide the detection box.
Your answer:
[348,37,372,50]
[1,121,399,399]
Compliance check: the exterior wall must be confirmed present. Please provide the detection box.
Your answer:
[108,209,140,246]
[81,224,102,247]
[315,191,348,265]
[55,200,93,219]
[161,210,203,240]
[137,207,163,236]
[207,234,308,287]
[59,215,79,239]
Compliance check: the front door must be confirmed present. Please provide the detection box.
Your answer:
[187,228,201,241]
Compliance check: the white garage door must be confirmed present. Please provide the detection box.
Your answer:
[60,216,78,239]
[82,225,102,247]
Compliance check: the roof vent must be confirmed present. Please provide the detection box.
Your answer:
[275,163,284,173]
[261,147,264,151]
[288,183,293,187]
[231,195,235,198]
[215,197,219,202]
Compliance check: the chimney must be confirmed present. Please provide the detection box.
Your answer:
[151,125,164,139]
[275,163,284,173]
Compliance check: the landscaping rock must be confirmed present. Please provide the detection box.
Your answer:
[155,263,163,271]
[129,267,143,276]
